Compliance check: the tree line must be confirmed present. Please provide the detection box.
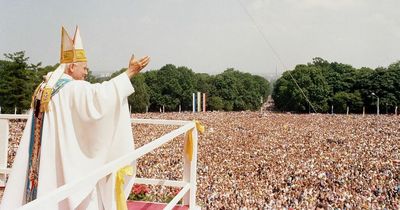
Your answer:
[0,51,270,113]
[272,57,400,114]
[2,52,399,114]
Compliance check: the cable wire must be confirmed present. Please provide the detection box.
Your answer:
[236,0,318,113]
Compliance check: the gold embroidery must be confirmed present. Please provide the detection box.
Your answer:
[40,87,52,112]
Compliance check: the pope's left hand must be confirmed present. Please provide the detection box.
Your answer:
[126,54,150,78]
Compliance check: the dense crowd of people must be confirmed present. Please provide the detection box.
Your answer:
[2,112,400,209]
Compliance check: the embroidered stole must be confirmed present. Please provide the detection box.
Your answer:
[25,78,71,202]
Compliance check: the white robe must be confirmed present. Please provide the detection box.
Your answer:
[1,73,136,210]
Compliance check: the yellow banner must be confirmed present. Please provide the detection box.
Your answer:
[115,165,133,210]
[185,121,204,161]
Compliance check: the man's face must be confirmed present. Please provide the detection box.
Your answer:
[69,62,88,80]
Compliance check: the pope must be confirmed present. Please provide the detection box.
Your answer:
[1,26,150,210]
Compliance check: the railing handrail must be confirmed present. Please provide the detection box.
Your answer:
[0,114,30,119]
[131,118,191,126]
[0,114,200,210]
[0,114,189,126]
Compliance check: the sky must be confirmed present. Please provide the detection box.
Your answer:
[1,0,400,79]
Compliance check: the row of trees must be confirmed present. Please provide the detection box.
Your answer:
[2,52,398,114]
[0,51,271,113]
[272,57,400,113]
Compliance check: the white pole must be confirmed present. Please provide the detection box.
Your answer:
[129,105,132,114]
[202,93,206,112]
[192,93,195,113]
[346,106,349,115]
[163,105,165,113]
[146,106,148,113]
[377,97,380,115]
[395,106,398,115]
[197,92,201,112]
[363,106,365,117]
[179,105,181,113]
[0,106,1,114]
[159,107,162,113]
[331,105,333,114]
[182,124,199,207]
[14,107,17,115]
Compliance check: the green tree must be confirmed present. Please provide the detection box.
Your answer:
[273,64,330,112]
[0,51,40,113]
[144,64,196,112]
[129,73,150,113]
[332,91,363,113]
[207,96,224,111]
[210,69,270,111]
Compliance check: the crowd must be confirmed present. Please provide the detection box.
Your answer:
[2,112,400,209]
[6,119,25,168]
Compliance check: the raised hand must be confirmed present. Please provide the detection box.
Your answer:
[126,54,150,78]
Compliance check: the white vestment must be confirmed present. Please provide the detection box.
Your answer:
[1,73,136,210]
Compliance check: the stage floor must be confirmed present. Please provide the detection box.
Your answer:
[128,201,189,210]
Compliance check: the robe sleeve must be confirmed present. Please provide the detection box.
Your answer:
[63,72,134,158]
[69,72,134,121]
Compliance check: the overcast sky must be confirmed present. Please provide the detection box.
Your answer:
[1,0,399,78]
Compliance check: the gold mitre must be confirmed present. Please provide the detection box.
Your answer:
[60,26,87,63]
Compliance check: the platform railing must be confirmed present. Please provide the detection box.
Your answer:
[0,114,201,210]
[0,114,25,187]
